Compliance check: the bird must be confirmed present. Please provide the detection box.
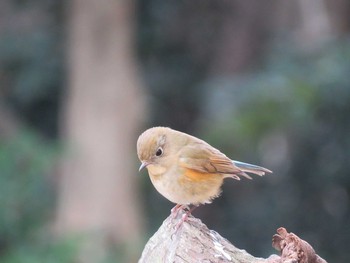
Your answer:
[137,127,272,218]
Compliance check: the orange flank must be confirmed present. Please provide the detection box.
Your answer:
[182,168,222,182]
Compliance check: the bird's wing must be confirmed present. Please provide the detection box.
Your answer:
[232,160,272,176]
[178,144,243,179]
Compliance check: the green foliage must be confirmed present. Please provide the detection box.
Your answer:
[1,238,77,263]
[199,41,350,262]
[0,31,61,106]
[0,131,61,261]
[0,130,137,263]
[0,2,63,137]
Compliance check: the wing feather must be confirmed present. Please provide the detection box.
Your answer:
[178,144,241,175]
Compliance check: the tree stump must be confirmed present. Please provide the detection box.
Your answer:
[139,209,327,263]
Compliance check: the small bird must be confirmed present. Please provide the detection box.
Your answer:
[137,127,272,215]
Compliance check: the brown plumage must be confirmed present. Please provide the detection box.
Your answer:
[137,127,272,206]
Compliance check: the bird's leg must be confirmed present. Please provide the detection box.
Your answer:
[171,204,184,219]
[182,205,198,221]
[171,204,182,214]
[174,205,198,230]
[171,204,181,217]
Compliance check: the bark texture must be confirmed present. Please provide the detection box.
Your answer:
[139,209,327,263]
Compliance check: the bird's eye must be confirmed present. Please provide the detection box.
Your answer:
[155,147,163,157]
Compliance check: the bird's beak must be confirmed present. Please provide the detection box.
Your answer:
[139,162,149,172]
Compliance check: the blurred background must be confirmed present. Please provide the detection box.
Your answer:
[0,0,349,262]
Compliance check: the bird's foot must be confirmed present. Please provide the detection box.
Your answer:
[173,205,198,231]
[170,204,182,217]
[171,204,188,219]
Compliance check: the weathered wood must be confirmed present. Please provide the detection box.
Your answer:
[272,227,327,263]
[139,209,327,263]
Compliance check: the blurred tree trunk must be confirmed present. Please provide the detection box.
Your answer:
[56,0,145,262]
[329,0,350,33]
[210,0,350,74]
[296,0,332,48]
[210,0,275,74]
[274,0,349,48]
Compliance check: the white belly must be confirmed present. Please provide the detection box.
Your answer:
[148,166,223,205]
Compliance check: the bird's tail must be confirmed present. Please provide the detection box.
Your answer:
[232,160,272,179]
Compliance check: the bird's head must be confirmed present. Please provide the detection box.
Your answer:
[137,127,171,173]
